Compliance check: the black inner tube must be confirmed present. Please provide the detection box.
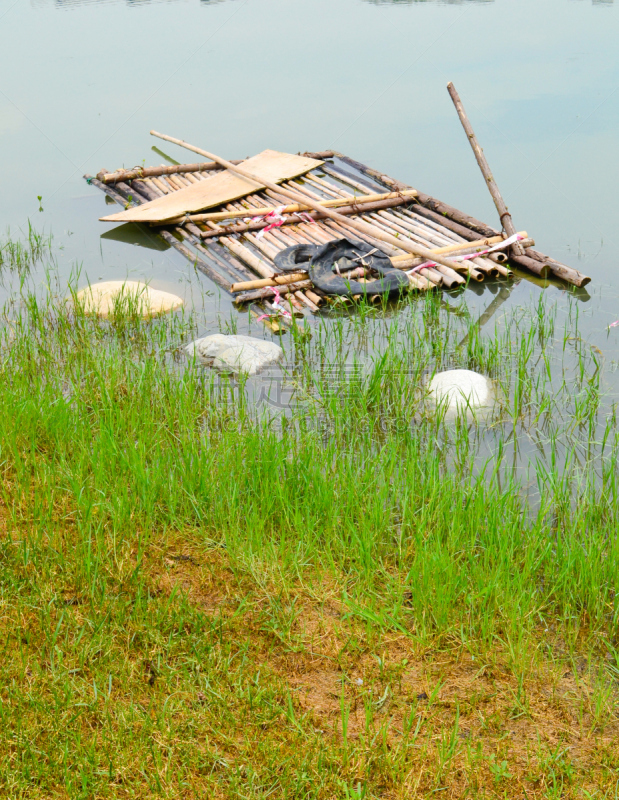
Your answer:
[273,238,409,297]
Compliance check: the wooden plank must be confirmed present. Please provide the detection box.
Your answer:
[100,150,323,223]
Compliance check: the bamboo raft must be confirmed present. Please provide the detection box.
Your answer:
[85,129,590,330]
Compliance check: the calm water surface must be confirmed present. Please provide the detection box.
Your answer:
[1,0,619,364]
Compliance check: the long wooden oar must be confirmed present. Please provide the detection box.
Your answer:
[150,130,477,276]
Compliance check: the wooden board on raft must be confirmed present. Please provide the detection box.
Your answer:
[100,150,324,223]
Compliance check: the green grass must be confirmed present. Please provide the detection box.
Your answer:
[0,222,52,274]
[1,236,619,797]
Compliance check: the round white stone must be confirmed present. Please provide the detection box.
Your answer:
[75,281,183,318]
[186,334,283,376]
[428,369,493,410]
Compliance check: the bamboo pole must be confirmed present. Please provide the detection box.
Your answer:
[149,131,477,276]
[322,163,380,194]
[217,237,274,279]
[295,291,320,312]
[165,189,417,225]
[522,250,590,288]
[99,160,238,184]
[447,82,525,257]
[194,195,418,239]
[305,289,323,306]
[235,280,313,304]
[99,151,335,185]
[232,272,309,292]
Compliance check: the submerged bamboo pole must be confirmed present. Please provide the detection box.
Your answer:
[149,131,478,276]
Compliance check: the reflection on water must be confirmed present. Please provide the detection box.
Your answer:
[364,0,494,4]
[363,0,613,3]
[100,223,171,251]
[31,0,224,7]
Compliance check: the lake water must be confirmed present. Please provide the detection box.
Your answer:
[2,0,619,360]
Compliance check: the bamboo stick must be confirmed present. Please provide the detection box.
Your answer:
[232,272,308,292]
[217,237,275,279]
[149,131,477,275]
[165,188,416,225]
[99,151,335,185]
[151,176,172,195]
[322,163,381,194]
[295,291,320,312]
[391,231,528,261]
[194,194,418,239]
[305,289,323,306]
[235,280,313,304]
[522,250,590,288]
[243,231,280,261]
[176,227,253,283]
[99,160,236,184]
[142,178,164,197]
[167,174,187,191]
[447,82,525,257]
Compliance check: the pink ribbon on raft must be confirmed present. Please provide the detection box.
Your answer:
[254,206,287,240]
[256,285,292,322]
[407,232,525,274]
[243,207,316,241]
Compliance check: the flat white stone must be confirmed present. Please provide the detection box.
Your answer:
[428,369,493,411]
[75,281,183,318]
[186,334,283,376]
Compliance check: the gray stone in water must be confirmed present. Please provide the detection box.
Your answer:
[428,369,493,411]
[186,334,283,376]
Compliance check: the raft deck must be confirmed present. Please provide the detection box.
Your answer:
[85,150,589,330]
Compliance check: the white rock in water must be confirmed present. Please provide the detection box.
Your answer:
[76,281,183,318]
[428,369,493,410]
[186,334,283,376]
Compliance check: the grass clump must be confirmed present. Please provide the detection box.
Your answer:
[0,253,619,796]
[0,222,52,274]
